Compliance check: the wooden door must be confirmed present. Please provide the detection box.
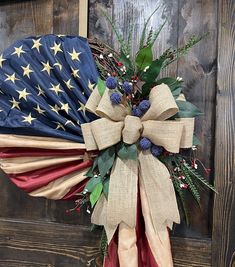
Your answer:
[0,0,234,266]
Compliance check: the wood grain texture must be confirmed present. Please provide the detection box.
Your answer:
[0,219,102,267]
[175,0,218,238]
[0,0,53,52]
[88,0,113,44]
[0,219,211,267]
[171,237,211,267]
[212,0,235,266]
[53,0,80,35]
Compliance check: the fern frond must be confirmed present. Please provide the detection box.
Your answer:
[183,162,218,193]
[100,227,108,257]
[139,6,160,49]
[182,166,201,206]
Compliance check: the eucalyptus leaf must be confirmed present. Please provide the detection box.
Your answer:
[135,45,153,70]
[103,179,110,199]
[84,176,102,192]
[156,77,183,91]
[193,135,202,146]
[98,146,116,178]
[90,183,103,207]
[97,77,106,96]
[116,142,138,160]
[175,100,203,118]
[172,87,182,98]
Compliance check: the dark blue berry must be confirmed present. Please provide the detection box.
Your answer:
[139,100,150,112]
[106,76,117,89]
[151,145,163,157]
[132,106,143,117]
[139,137,152,150]
[110,92,122,105]
[122,81,133,94]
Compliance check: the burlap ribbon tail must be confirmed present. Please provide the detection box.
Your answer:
[81,83,195,242]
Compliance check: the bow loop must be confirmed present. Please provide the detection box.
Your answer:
[142,120,184,153]
[142,83,178,121]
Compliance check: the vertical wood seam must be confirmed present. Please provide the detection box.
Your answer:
[79,0,88,37]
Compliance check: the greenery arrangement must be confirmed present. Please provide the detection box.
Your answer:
[72,7,216,257]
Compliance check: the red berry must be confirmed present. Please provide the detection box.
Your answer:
[117,62,123,67]
[112,72,117,77]
[131,75,139,81]
[76,207,81,213]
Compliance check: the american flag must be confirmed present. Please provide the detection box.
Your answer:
[0,34,98,200]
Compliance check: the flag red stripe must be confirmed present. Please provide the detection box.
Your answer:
[62,179,88,200]
[8,160,92,193]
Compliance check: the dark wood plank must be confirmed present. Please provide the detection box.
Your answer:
[171,237,211,267]
[0,0,53,53]
[176,0,218,238]
[0,172,48,220]
[53,0,80,35]
[0,219,212,267]
[212,0,235,266]
[88,0,113,44]
[0,219,102,267]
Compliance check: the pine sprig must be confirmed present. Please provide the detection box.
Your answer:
[161,34,208,67]
[127,22,134,55]
[139,6,160,49]
[146,27,153,46]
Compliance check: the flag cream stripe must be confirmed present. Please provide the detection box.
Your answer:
[0,134,86,150]
[29,168,88,199]
[139,179,174,267]
[0,155,85,174]
[118,222,138,267]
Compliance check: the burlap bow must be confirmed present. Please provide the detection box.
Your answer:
[81,83,194,242]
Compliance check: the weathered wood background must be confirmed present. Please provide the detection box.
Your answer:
[0,0,234,266]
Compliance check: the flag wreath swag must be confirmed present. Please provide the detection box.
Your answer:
[0,8,216,267]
